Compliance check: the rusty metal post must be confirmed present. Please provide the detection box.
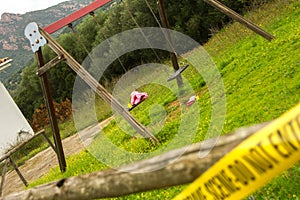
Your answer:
[35,48,66,172]
[157,0,183,88]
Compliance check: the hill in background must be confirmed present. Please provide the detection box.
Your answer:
[0,0,94,90]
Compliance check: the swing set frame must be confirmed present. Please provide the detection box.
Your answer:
[28,0,275,172]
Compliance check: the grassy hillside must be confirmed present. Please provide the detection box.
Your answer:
[28,0,299,199]
[206,1,299,129]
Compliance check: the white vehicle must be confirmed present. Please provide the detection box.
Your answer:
[0,57,13,72]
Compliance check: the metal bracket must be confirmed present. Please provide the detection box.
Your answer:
[25,22,47,52]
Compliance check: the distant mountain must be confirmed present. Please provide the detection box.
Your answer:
[0,0,95,90]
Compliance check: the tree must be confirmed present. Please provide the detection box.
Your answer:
[15,0,266,120]
[15,63,43,119]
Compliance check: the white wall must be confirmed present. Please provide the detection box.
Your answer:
[0,82,34,155]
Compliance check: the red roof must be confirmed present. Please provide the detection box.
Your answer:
[44,0,112,34]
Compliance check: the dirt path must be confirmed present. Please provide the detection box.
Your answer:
[2,117,113,196]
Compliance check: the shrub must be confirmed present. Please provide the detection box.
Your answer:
[30,98,72,131]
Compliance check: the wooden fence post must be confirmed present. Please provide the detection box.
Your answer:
[35,48,66,172]
[8,158,28,187]
[0,159,9,197]
[41,132,57,154]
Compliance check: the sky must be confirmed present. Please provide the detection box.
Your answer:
[0,0,69,17]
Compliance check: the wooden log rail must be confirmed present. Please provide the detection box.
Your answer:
[0,123,269,200]
[0,130,57,196]
[0,130,47,163]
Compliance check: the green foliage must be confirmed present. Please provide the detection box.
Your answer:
[0,1,91,82]
[15,0,254,120]
[207,0,300,133]
[14,63,43,119]
[251,162,300,200]
[30,98,73,132]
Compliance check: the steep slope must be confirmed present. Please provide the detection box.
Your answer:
[2,0,299,199]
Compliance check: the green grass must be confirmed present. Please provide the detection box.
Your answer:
[28,150,108,188]
[252,163,300,200]
[2,95,111,174]
[27,0,300,199]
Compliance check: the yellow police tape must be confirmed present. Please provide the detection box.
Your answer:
[173,103,300,200]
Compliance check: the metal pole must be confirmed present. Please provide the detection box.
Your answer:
[35,48,66,172]
[157,0,183,88]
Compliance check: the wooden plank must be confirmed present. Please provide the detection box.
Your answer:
[41,132,57,154]
[36,55,65,76]
[0,123,268,200]
[0,130,45,163]
[44,0,112,34]
[8,158,28,187]
[38,27,159,144]
[204,0,275,41]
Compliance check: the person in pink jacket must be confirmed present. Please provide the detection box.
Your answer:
[130,90,148,105]
[128,90,148,111]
